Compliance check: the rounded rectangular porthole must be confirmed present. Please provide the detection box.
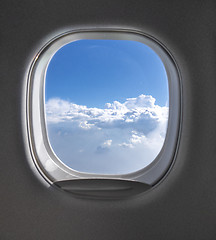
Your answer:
[26,30,180,186]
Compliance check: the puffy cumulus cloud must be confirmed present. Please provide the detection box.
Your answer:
[46,94,168,132]
[45,95,168,174]
[95,139,113,154]
[103,139,112,147]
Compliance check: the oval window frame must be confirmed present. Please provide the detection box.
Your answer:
[26,29,181,185]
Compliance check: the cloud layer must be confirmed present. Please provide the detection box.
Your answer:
[46,95,168,174]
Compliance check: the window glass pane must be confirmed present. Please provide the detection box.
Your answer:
[45,39,169,175]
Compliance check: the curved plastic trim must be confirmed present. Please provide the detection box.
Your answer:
[25,29,181,185]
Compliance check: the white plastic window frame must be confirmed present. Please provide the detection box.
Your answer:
[25,29,181,185]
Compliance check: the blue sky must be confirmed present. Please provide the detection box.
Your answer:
[46,39,168,107]
[45,39,169,174]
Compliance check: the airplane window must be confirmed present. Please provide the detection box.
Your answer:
[27,31,180,185]
[45,39,169,175]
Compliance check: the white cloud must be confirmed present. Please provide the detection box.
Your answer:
[46,94,168,131]
[45,95,168,174]
[103,139,112,147]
